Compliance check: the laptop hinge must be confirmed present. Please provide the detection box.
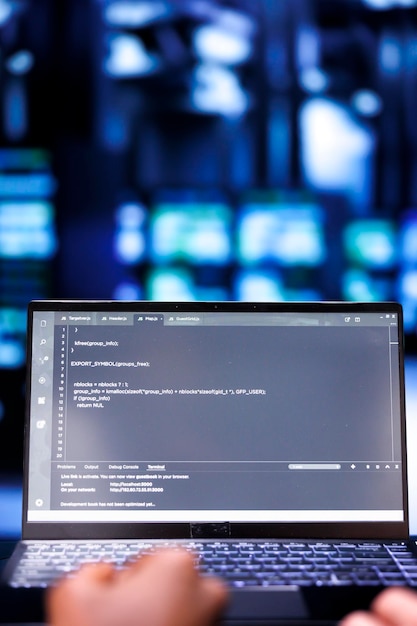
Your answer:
[189,522,231,539]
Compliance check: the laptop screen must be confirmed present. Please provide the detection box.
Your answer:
[24,301,406,532]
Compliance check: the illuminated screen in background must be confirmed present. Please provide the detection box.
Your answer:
[0,147,57,452]
[0,151,56,370]
[399,211,417,332]
[236,192,326,301]
[112,190,399,308]
[0,0,58,470]
[4,0,417,470]
[89,0,417,345]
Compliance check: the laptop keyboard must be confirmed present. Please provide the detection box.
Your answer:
[9,540,417,589]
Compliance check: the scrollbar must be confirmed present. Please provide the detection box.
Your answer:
[288,464,341,470]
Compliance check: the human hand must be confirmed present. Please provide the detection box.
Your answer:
[46,548,229,626]
[340,587,417,626]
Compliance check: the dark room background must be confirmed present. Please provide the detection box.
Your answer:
[1,0,417,471]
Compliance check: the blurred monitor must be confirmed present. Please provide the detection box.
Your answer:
[0,147,56,471]
[149,190,232,265]
[233,269,286,301]
[113,201,147,265]
[146,266,229,301]
[343,219,397,270]
[398,210,417,335]
[0,201,56,260]
[400,210,417,266]
[233,269,322,302]
[398,270,417,335]
[342,268,394,302]
[237,191,326,267]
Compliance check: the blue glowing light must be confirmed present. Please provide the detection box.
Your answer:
[4,79,27,141]
[299,68,329,94]
[238,204,326,267]
[146,268,196,301]
[400,270,417,300]
[380,37,402,73]
[363,0,417,9]
[104,34,159,77]
[114,202,146,264]
[0,0,13,26]
[193,25,252,65]
[0,482,22,537]
[192,64,249,117]
[300,98,374,201]
[150,202,232,264]
[234,270,285,301]
[0,307,27,368]
[0,173,56,197]
[104,1,169,27]
[0,202,57,259]
[344,220,397,269]
[351,90,383,117]
[401,213,417,264]
[6,50,35,75]
[342,268,391,301]
[114,230,145,264]
[113,281,143,300]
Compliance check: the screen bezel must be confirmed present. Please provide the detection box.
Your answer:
[22,299,409,541]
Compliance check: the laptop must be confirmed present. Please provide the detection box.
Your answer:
[2,299,417,623]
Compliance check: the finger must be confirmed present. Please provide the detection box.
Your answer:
[121,547,192,574]
[372,588,417,626]
[115,547,194,584]
[47,562,115,623]
[134,548,229,605]
[49,561,115,600]
[115,550,153,580]
[150,550,228,623]
[117,549,228,626]
[340,610,386,626]
[77,561,116,583]
[195,575,229,621]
